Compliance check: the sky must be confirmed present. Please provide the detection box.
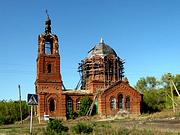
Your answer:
[0,0,179,100]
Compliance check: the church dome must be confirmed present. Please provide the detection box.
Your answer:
[88,38,117,58]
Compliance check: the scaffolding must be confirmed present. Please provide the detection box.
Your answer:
[77,55,125,90]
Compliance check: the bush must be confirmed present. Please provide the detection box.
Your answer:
[78,96,92,116]
[45,119,68,134]
[142,89,168,113]
[72,122,93,134]
[67,110,76,119]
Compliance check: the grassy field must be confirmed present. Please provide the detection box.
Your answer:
[0,110,180,135]
[0,120,179,135]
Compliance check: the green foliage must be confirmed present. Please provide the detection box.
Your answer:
[72,122,93,134]
[135,73,180,113]
[143,89,167,112]
[115,127,130,135]
[45,119,68,135]
[174,74,180,90]
[67,110,77,119]
[135,76,159,93]
[78,96,92,116]
[0,100,29,125]
[68,110,74,119]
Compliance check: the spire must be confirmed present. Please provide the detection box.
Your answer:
[45,10,51,34]
[100,37,104,44]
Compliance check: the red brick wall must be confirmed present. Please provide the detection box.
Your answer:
[65,95,93,113]
[36,92,66,120]
[35,33,66,120]
[98,81,142,116]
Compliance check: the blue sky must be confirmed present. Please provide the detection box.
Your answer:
[0,0,179,100]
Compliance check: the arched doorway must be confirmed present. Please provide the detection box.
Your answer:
[49,98,55,112]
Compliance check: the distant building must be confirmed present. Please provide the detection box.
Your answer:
[35,15,142,121]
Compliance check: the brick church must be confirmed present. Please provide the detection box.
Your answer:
[35,15,142,121]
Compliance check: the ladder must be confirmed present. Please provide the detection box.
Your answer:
[86,92,99,116]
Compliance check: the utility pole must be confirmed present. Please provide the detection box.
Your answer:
[171,80,180,97]
[18,85,23,124]
[170,82,175,112]
[168,73,176,113]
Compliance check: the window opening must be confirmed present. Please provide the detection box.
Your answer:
[49,99,55,112]
[125,96,130,111]
[118,94,124,110]
[45,41,51,55]
[67,98,73,112]
[110,96,116,110]
[47,64,51,73]
[76,98,81,111]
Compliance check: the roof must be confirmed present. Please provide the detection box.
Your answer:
[102,80,143,95]
[62,89,93,96]
[88,38,117,58]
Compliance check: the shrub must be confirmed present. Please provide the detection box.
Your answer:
[116,127,130,135]
[67,110,75,119]
[72,122,93,134]
[45,119,68,134]
[142,89,167,113]
[78,96,92,116]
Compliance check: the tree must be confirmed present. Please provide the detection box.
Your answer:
[135,75,172,113]
[78,96,92,116]
[146,76,159,89]
[134,77,147,93]
[135,76,159,93]
[160,73,173,89]
[143,89,167,112]
[174,74,180,92]
[0,100,29,125]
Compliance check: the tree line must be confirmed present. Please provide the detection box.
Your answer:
[0,100,29,125]
[135,73,180,113]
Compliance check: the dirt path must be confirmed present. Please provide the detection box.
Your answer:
[98,117,180,133]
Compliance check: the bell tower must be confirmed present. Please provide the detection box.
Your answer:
[35,13,66,120]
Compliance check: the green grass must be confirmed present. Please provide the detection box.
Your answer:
[0,121,178,135]
[0,112,180,135]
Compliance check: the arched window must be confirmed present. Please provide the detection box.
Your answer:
[67,98,73,112]
[76,98,81,111]
[45,41,51,55]
[47,64,51,73]
[110,96,116,110]
[49,99,55,112]
[125,96,130,111]
[118,94,124,110]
